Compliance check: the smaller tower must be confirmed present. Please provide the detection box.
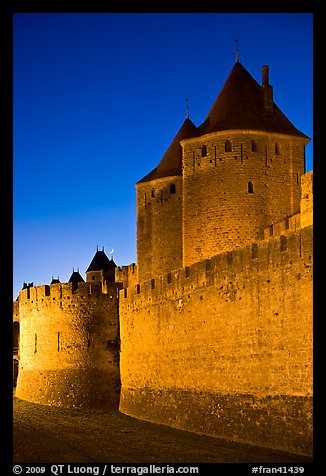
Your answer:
[86,247,117,283]
[68,269,85,290]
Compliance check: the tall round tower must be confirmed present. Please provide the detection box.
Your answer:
[135,60,310,277]
[15,271,122,408]
[181,61,310,265]
[136,117,197,282]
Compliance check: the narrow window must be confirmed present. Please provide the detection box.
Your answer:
[167,272,172,284]
[201,144,207,157]
[124,288,128,298]
[280,235,287,252]
[151,189,155,198]
[136,283,141,294]
[275,143,280,155]
[92,275,95,281]
[57,332,61,352]
[185,266,190,278]
[269,225,273,237]
[252,243,258,259]
[225,140,232,152]
[252,140,257,152]
[295,173,299,185]
[170,183,176,194]
[34,334,37,353]
[151,278,155,289]
[248,181,254,193]
[285,216,289,230]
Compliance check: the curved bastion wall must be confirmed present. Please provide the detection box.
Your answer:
[15,281,122,408]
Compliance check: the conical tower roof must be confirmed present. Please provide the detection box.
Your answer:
[137,117,197,184]
[86,249,116,272]
[68,270,85,283]
[197,61,309,138]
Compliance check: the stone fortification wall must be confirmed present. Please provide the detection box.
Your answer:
[115,263,138,289]
[16,281,122,408]
[181,131,307,266]
[119,225,313,456]
[300,170,313,228]
[262,171,312,239]
[136,176,183,282]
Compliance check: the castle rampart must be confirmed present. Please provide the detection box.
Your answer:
[119,223,313,456]
[15,281,122,408]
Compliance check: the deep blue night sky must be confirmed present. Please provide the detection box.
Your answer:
[13,12,313,298]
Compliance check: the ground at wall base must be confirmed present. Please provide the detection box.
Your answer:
[13,394,312,464]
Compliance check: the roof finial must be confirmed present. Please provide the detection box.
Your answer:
[185,98,189,119]
[235,38,239,63]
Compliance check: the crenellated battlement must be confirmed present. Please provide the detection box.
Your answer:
[263,170,313,239]
[121,225,312,306]
[115,263,138,289]
[18,280,122,307]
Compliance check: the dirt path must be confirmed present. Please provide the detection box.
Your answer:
[13,396,312,464]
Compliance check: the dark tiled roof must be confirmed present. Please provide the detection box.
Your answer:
[197,61,309,138]
[137,117,198,184]
[137,62,309,186]
[86,250,116,272]
[68,271,85,283]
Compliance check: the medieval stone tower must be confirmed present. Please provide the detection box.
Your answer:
[14,59,313,456]
[15,251,122,408]
[136,61,309,281]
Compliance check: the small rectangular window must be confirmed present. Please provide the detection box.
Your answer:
[225,140,232,152]
[285,216,289,230]
[280,235,287,252]
[252,243,258,259]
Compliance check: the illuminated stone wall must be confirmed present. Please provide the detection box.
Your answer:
[181,131,308,267]
[119,218,313,455]
[136,176,183,282]
[15,281,122,408]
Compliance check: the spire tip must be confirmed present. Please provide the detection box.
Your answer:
[185,98,189,119]
[235,38,239,63]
